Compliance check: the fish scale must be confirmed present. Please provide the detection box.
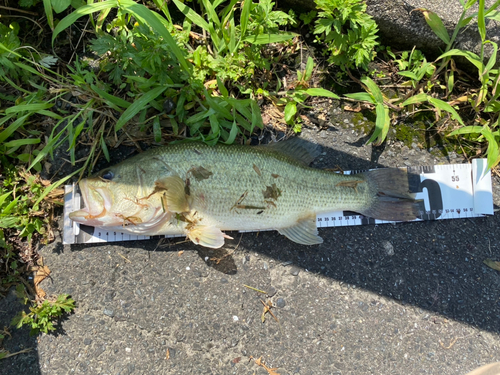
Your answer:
[69,139,419,248]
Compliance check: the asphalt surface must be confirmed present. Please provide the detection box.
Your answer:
[1,107,500,374]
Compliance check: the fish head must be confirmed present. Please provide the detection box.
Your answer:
[69,159,164,227]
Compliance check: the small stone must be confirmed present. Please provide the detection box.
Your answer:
[220,278,228,284]
[103,308,115,317]
[289,266,300,276]
[382,240,394,256]
[276,298,286,308]
[83,338,92,345]
[263,261,269,271]
[267,286,277,297]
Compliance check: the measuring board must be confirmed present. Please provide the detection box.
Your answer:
[63,159,494,245]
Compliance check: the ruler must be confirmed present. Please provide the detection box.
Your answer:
[63,159,493,245]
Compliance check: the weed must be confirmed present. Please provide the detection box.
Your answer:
[12,294,76,335]
[313,0,379,71]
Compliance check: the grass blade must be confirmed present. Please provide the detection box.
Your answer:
[478,0,486,41]
[481,125,500,170]
[305,88,340,99]
[115,86,167,132]
[244,32,297,45]
[344,92,376,104]
[52,0,118,44]
[427,97,464,125]
[172,0,210,32]
[401,93,428,106]
[437,49,483,71]
[367,103,390,145]
[361,76,384,104]
[420,9,450,44]
[448,125,483,136]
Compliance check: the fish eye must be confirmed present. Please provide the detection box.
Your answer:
[101,171,114,181]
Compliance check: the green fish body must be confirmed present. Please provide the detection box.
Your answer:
[69,138,418,247]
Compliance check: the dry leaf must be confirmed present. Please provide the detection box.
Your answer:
[484,259,500,272]
[189,166,213,181]
[34,265,50,287]
[262,184,281,200]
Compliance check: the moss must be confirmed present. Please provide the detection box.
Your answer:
[350,112,375,135]
[394,121,427,147]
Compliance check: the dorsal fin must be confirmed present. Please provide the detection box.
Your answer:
[261,137,321,166]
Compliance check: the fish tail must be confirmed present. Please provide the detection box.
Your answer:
[358,168,420,221]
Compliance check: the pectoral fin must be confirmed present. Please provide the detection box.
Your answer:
[187,225,233,248]
[278,216,323,245]
[155,176,190,213]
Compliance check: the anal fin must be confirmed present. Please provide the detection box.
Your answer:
[278,216,323,245]
[187,225,233,249]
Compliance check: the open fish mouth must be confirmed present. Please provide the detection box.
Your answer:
[69,179,114,226]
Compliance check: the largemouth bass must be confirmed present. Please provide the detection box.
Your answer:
[69,138,419,248]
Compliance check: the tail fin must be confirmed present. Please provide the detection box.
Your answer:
[358,168,420,221]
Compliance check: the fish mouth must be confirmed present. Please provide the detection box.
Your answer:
[69,179,114,226]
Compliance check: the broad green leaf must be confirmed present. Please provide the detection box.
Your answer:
[488,10,500,21]
[172,0,210,32]
[344,92,375,104]
[0,217,18,228]
[485,100,500,112]
[2,197,19,216]
[52,0,117,43]
[243,32,297,45]
[481,125,500,170]
[5,103,53,114]
[153,117,162,143]
[421,9,450,44]
[482,41,498,77]
[448,126,484,136]
[0,192,12,208]
[201,0,220,28]
[186,108,217,125]
[216,76,228,97]
[465,0,478,10]
[478,0,486,42]
[91,84,131,109]
[124,1,192,75]
[115,86,167,132]
[33,168,83,209]
[361,76,384,104]
[51,0,72,13]
[100,133,110,162]
[368,103,390,145]
[43,0,54,29]
[401,93,429,106]
[239,0,251,39]
[250,100,264,130]
[222,120,238,144]
[398,71,419,81]
[4,137,40,149]
[304,56,314,82]
[305,88,340,99]
[437,49,483,71]
[284,101,297,124]
[0,114,29,143]
[427,97,464,125]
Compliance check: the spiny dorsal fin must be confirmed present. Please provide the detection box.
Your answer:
[155,175,190,213]
[262,137,321,166]
[278,215,323,245]
[186,225,233,248]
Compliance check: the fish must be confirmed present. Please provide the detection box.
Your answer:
[69,138,420,248]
